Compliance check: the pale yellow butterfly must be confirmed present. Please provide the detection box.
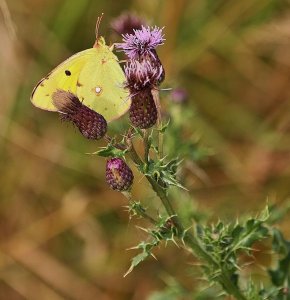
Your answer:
[31,16,130,122]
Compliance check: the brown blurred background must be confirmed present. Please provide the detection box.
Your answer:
[0,0,290,299]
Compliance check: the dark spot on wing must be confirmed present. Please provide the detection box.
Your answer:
[65,70,71,76]
[101,58,106,64]
[45,94,49,96]
[77,81,83,87]
[104,107,108,111]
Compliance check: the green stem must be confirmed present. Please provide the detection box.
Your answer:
[126,137,144,166]
[127,139,247,300]
[122,191,157,225]
[142,129,150,164]
[127,140,179,225]
[152,89,163,158]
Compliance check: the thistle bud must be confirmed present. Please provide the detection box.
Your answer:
[106,158,134,191]
[170,88,188,104]
[129,89,157,129]
[111,12,146,35]
[52,90,107,140]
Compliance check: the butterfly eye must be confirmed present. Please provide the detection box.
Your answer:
[65,70,71,76]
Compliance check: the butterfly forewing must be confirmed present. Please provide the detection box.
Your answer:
[31,49,96,111]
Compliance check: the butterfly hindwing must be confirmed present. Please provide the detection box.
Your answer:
[77,44,130,121]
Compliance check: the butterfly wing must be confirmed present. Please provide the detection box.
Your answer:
[31,49,95,112]
[77,41,130,122]
[31,39,130,122]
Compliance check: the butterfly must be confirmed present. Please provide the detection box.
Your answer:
[31,16,130,122]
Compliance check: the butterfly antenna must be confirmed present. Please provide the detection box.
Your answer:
[95,13,104,40]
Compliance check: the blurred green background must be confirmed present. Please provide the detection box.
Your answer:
[0,0,290,299]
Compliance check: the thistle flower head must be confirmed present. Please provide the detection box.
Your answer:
[124,60,163,93]
[111,12,145,35]
[52,90,107,140]
[117,25,165,60]
[106,158,134,191]
[129,89,157,129]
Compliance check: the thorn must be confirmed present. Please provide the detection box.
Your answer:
[123,268,132,278]
[170,236,180,248]
[187,261,204,267]
[195,276,210,282]
[135,225,150,233]
[126,245,139,251]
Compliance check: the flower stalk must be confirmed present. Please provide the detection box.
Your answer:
[151,89,164,158]
[142,129,150,164]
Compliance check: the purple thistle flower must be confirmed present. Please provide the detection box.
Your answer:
[106,158,134,191]
[111,12,146,35]
[116,25,165,60]
[52,90,107,140]
[125,60,163,93]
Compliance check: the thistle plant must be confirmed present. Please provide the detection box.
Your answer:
[34,19,290,300]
